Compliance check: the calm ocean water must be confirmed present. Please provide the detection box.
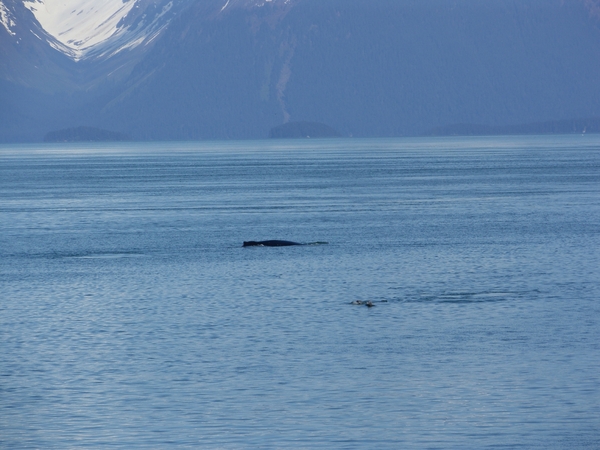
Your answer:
[1,136,599,449]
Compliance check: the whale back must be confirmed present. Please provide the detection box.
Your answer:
[243,240,301,247]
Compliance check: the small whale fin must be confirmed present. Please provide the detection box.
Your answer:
[244,240,327,247]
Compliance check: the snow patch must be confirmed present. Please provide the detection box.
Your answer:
[23,0,137,60]
[84,1,175,60]
[220,0,292,12]
[0,1,16,35]
[19,0,291,60]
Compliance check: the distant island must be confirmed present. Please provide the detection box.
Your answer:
[269,122,341,139]
[423,118,600,137]
[44,126,131,143]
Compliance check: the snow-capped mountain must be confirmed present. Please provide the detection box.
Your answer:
[21,0,193,60]
[23,0,139,59]
[0,0,295,94]
[2,0,600,143]
[3,0,293,61]
[0,1,16,36]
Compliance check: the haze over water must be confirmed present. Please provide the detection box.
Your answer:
[1,136,599,448]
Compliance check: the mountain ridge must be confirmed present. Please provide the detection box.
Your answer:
[423,118,600,137]
[2,0,600,142]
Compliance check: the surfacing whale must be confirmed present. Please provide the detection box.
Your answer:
[243,240,301,247]
[243,240,328,247]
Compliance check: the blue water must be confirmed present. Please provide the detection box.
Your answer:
[1,136,599,448]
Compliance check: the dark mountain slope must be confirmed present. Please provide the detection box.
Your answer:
[0,0,76,93]
[94,0,600,140]
[92,1,292,140]
[284,0,600,137]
